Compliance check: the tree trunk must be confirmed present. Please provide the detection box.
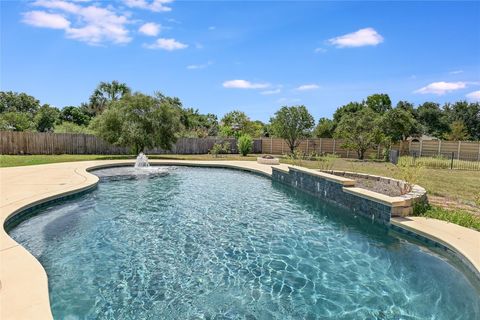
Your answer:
[358,149,365,160]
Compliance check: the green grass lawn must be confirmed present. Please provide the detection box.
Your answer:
[0,154,258,167]
[1,153,479,230]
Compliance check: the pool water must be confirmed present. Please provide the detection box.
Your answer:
[9,167,480,319]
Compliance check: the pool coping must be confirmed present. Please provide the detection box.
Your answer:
[1,160,479,319]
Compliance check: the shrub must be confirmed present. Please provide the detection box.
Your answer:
[390,162,424,194]
[209,142,230,158]
[317,154,339,171]
[237,135,252,156]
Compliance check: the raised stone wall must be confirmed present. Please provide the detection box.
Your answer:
[272,166,428,225]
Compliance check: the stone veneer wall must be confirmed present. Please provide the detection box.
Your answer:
[272,167,392,225]
[321,170,429,217]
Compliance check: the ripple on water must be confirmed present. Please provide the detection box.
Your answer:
[9,166,480,320]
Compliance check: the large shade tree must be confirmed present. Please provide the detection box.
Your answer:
[0,91,40,131]
[91,93,181,154]
[270,105,315,153]
[334,107,382,160]
[416,102,449,138]
[314,117,334,138]
[365,93,392,114]
[380,107,420,143]
[35,104,60,132]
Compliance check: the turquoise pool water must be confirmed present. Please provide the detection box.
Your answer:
[9,167,480,319]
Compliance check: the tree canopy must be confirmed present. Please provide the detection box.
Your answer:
[91,93,181,154]
[270,105,315,153]
[334,107,382,159]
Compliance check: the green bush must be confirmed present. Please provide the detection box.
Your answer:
[237,135,252,156]
[209,142,231,158]
[54,122,93,134]
[413,206,480,231]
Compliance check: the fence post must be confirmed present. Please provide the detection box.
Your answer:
[306,139,309,154]
[451,152,454,170]
[333,139,336,155]
[281,140,284,154]
[478,141,480,161]
[377,144,381,159]
[438,140,441,156]
[319,138,323,154]
[419,139,423,157]
[457,141,461,160]
[270,137,273,154]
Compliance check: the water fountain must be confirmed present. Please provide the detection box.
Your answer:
[93,153,169,181]
[135,152,150,168]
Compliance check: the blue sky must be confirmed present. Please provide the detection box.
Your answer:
[1,0,479,122]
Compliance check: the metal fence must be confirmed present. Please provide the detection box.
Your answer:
[398,151,480,171]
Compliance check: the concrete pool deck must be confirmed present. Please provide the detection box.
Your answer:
[1,160,479,319]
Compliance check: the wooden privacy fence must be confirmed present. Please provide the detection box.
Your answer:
[261,138,480,161]
[1,131,478,161]
[261,138,383,159]
[0,131,262,155]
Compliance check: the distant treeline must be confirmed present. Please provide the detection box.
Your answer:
[1,81,479,157]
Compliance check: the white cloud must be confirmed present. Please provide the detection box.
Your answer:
[296,84,320,91]
[466,90,480,102]
[208,26,216,30]
[123,0,173,12]
[144,38,187,50]
[223,80,270,89]
[25,1,132,45]
[277,97,301,104]
[22,11,70,29]
[186,61,212,69]
[139,22,161,36]
[314,47,326,53]
[414,81,467,95]
[261,88,281,95]
[449,70,464,75]
[328,27,383,48]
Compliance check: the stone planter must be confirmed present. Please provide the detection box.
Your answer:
[257,157,280,165]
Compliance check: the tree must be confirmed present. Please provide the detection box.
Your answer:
[270,105,315,153]
[416,102,449,138]
[35,104,60,132]
[0,91,40,114]
[444,101,480,140]
[314,117,334,138]
[0,112,34,131]
[365,93,392,114]
[334,107,382,160]
[61,106,91,126]
[380,108,420,143]
[91,93,181,154]
[179,108,219,137]
[333,102,364,124]
[396,100,416,116]
[219,110,263,138]
[444,121,470,141]
[88,81,131,116]
[54,122,93,134]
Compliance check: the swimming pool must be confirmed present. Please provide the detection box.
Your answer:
[8,166,480,319]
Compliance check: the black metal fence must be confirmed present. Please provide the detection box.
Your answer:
[398,151,480,171]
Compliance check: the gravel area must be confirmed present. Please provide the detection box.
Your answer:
[353,177,404,197]
[322,171,408,197]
